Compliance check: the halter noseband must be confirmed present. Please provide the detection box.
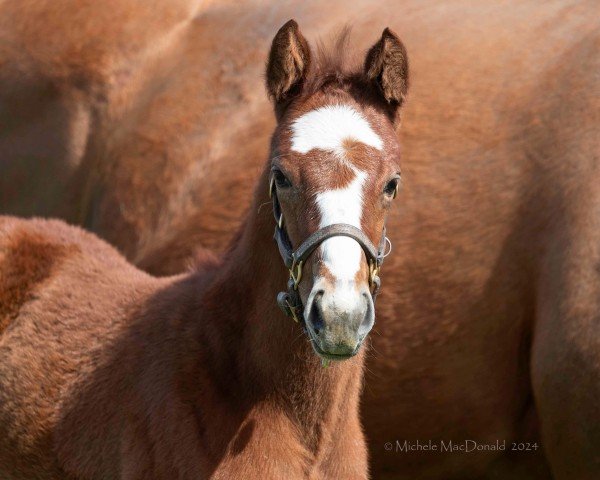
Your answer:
[269,175,389,323]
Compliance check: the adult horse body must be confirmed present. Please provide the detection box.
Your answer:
[1,1,599,478]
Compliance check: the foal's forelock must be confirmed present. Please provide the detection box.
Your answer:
[288,104,384,288]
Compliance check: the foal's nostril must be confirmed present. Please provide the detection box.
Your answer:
[358,292,375,337]
[309,290,325,335]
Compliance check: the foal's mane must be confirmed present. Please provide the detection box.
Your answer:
[302,27,400,119]
[305,26,358,94]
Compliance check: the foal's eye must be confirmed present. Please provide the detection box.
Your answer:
[383,177,400,198]
[272,169,292,189]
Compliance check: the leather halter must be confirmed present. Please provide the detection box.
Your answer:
[269,175,389,323]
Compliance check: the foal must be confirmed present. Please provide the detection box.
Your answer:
[0,21,408,479]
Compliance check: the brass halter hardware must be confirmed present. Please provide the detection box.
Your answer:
[368,260,380,290]
[285,297,300,323]
[270,174,390,322]
[289,260,303,289]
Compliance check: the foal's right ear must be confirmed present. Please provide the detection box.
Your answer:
[266,20,311,109]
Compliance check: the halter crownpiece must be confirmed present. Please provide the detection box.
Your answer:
[270,174,390,322]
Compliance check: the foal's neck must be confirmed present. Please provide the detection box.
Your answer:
[195,165,365,435]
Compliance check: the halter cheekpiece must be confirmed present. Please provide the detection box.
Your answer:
[269,174,389,323]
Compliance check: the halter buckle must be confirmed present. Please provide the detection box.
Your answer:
[289,260,303,289]
[369,259,380,291]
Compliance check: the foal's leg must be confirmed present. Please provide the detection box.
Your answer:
[531,184,600,479]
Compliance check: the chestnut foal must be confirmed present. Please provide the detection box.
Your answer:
[0,21,408,479]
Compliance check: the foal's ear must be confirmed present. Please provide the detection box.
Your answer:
[266,20,311,108]
[364,28,409,113]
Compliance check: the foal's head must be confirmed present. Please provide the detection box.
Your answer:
[265,20,409,360]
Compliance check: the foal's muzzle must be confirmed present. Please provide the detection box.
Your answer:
[304,282,375,359]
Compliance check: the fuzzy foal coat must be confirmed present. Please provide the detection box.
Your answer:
[0,208,367,479]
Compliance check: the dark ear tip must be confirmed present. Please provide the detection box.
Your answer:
[381,27,403,45]
[280,19,299,33]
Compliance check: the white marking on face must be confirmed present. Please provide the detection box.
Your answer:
[289,104,383,298]
[315,171,367,281]
[290,104,383,156]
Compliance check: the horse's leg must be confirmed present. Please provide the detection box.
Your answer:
[531,181,600,479]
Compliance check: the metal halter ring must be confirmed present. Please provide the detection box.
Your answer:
[382,236,393,258]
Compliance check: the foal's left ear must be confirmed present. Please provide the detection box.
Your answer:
[364,28,409,115]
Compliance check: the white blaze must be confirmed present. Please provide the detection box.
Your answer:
[315,172,366,281]
[290,104,383,155]
[290,104,383,283]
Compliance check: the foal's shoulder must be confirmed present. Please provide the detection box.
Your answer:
[0,216,151,333]
[0,217,86,331]
[0,216,82,271]
[0,215,137,296]
[0,215,127,265]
